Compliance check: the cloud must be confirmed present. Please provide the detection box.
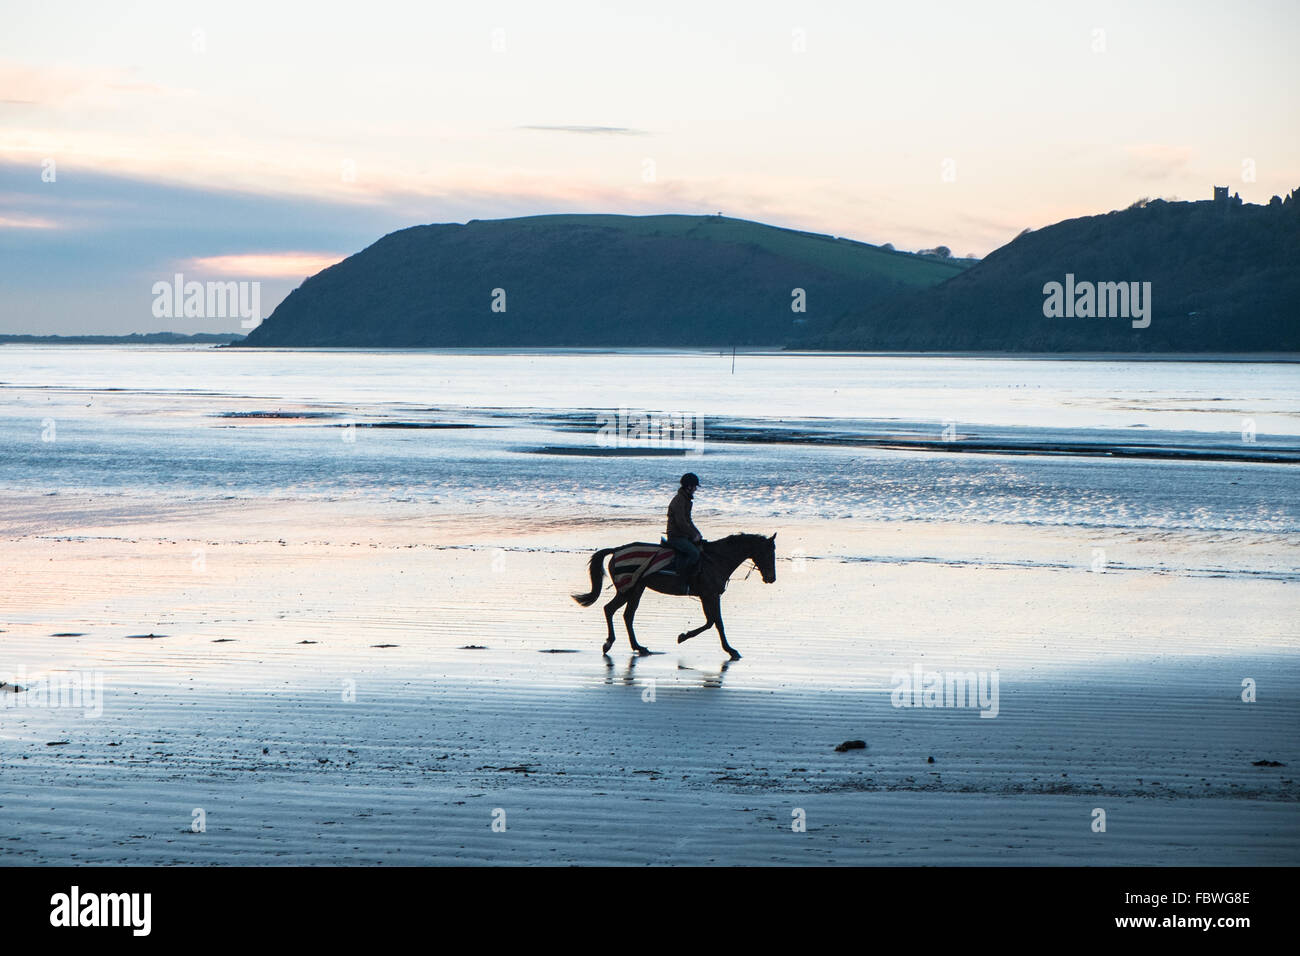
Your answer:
[0,59,184,110]
[518,125,648,135]
[185,252,347,278]
[0,214,55,229]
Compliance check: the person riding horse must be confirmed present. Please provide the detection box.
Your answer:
[573,475,777,658]
[666,473,704,593]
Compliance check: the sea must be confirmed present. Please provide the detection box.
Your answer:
[1,347,1296,536]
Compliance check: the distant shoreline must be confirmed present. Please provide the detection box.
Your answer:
[0,332,244,345]
[2,338,1297,362]
[782,349,1300,363]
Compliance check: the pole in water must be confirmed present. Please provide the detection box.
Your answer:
[731,345,736,374]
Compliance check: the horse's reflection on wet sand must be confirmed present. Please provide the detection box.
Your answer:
[603,655,732,690]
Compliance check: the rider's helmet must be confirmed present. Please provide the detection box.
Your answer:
[680,473,700,489]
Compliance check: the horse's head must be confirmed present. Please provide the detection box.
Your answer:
[753,533,777,584]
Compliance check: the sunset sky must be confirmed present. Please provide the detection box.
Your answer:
[2,0,1298,334]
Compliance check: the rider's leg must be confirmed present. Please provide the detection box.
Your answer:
[668,537,699,572]
[667,537,700,593]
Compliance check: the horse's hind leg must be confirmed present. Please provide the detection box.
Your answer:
[623,587,651,656]
[602,591,628,655]
[703,595,740,661]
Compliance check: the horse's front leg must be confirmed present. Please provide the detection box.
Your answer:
[602,591,629,655]
[703,595,740,660]
[623,586,651,656]
[677,595,715,645]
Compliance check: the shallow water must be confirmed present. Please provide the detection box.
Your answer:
[4,346,1298,432]
[2,347,1298,535]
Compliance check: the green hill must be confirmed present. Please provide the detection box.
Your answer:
[237,214,968,347]
[802,191,1300,352]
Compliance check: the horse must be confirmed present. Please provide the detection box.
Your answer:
[571,533,776,660]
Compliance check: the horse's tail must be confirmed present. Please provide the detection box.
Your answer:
[572,548,616,606]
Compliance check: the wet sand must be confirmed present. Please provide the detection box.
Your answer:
[1,493,1296,865]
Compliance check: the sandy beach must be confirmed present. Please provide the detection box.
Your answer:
[2,483,1296,865]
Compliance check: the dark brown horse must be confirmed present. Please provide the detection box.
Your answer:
[572,533,776,660]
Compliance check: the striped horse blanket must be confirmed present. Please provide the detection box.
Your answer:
[609,542,677,591]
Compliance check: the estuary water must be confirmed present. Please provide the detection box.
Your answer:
[1,346,1297,535]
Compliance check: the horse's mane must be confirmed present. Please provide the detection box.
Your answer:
[698,533,769,593]
[705,532,765,548]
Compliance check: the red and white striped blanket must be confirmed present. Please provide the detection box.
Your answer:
[609,542,676,591]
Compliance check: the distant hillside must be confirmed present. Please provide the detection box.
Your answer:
[802,191,1300,352]
[237,214,968,348]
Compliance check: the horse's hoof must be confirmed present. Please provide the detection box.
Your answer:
[677,633,688,644]
[728,652,742,661]
[636,647,651,657]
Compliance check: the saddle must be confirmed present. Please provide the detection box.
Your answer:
[663,538,716,591]
[663,537,713,574]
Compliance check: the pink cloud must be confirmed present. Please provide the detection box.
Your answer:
[185,252,347,278]
[0,213,55,229]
